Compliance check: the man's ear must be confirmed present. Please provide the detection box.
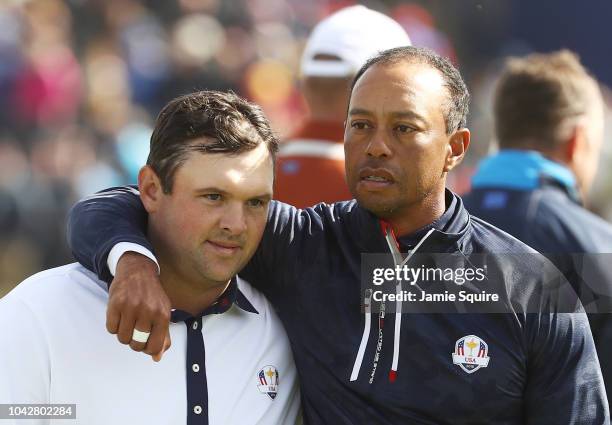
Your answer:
[138,165,163,213]
[444,128,471,172]
[564,125,584,163]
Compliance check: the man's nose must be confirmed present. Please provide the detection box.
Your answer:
[219,202,247,236]
[365,129,392,158]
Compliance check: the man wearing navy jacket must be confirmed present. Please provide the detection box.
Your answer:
[67,47,609,424]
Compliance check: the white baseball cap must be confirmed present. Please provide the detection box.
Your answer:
[300,5,411,78]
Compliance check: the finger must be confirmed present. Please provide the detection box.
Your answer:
[129,319,152,352]
[106,303,121,335]
[144,319,168,357]
[117,312,137,345]
[152,332,172,362]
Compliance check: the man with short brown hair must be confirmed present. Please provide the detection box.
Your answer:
[0,90,300,425]
[490,50,603,197]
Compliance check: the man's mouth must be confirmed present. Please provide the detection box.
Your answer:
[362,175,391,182]
[206,240,242,256]
[358,168,395,189]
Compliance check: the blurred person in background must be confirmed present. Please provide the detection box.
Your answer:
[274,5,411,208]
[0,1,86,296]
[463,50,612,405]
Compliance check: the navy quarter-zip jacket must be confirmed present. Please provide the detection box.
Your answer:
[67,186,608,424]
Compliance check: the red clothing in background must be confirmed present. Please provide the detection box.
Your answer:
[275,120,352,208]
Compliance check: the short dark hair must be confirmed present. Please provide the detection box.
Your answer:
[350,46,470,134]
[494,50,601,150]
[147,90,279,193]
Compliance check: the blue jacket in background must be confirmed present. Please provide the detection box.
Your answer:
[464,149,612,410]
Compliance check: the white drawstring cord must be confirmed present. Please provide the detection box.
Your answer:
[389,228,435,382]
[350,289,372,381]
[349,225,435,383]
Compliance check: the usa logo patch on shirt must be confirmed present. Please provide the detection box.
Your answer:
[451,335,490,374]
[257,365,279,400]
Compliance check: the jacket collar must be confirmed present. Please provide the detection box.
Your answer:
[471,149,579,194]
[350,189,471,254]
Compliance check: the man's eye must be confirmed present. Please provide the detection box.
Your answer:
[203,194,222,201]
[395,124,414,133]
[247,199,265,208]
[351,121,370,130]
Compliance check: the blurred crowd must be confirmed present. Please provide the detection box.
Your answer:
[1,0,611,294]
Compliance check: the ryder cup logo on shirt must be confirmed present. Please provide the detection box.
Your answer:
[257,365,279,400]
[451,335,490,374]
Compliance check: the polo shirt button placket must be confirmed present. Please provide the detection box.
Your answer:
[186,317,207,425]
